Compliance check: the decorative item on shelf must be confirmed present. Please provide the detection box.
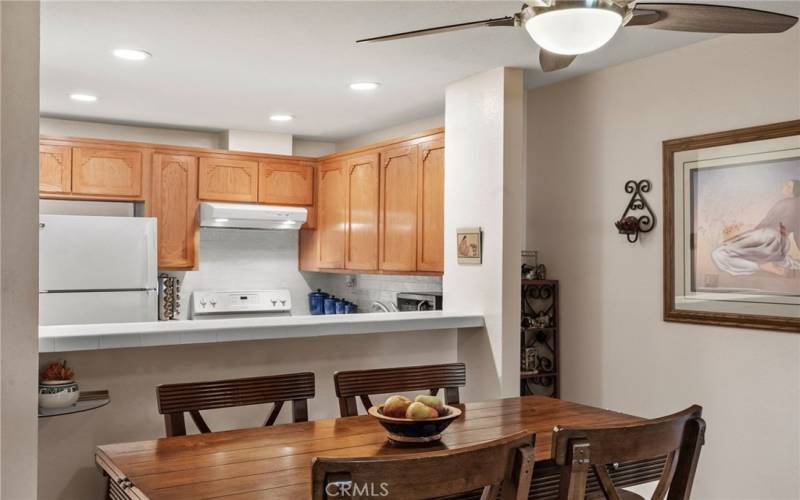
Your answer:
[521,250,547,280]
[614,179,656,243]
[456,227,482,264]
[39,361,80,410]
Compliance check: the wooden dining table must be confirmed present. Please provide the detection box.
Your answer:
[97,395,666,499]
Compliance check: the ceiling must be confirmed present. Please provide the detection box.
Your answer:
[40,1,799,142]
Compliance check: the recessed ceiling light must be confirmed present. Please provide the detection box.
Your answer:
[69,93,98,102]
[349,82,380,91]
[113,48,151,61]
[269,114,293,122]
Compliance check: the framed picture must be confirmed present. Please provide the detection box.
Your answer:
[457,227,482,264]
[663,120,800,333]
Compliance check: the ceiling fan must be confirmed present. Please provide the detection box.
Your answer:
[356,1,798,72]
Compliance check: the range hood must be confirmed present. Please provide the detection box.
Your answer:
[199,202,307,230]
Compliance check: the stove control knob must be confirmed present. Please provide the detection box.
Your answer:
[280,300,286,306]
[199,298,207,306]
[271,299,278,306]
[209,297,217,306]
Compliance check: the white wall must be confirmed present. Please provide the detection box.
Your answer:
[335,113,444,152]
[0,2,40,498]
[526,30,800,499]
[444,68,524,400]
[222,129,292,155]
[40,117,223,149]
[292,139,335,157]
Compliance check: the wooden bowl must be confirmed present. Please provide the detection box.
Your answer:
[368,404,462,444]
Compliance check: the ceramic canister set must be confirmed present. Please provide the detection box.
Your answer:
[308,289,357,316]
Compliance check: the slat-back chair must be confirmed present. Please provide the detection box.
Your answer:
[155,372,315,436]
[312,431,536,500]
[552,405,706,500]
[333,362,466,417]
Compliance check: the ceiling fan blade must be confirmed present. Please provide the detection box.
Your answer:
[627,3,798,33]
[357,16,516,43]
[539,50,577,73]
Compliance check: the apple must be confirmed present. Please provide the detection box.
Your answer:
[383,395,412,417]
[414,395,444,414]
[405,401,439,420]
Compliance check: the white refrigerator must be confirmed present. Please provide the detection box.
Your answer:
[39,215,158,325]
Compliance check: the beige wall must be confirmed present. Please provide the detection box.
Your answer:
[38,331,457,499]
[1,2,40,498]
[526,30,800,499]
[335,113,444,152]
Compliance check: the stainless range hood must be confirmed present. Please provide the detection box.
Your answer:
[199,202,307,230]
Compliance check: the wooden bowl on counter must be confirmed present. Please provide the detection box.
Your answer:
[368,404,462,445]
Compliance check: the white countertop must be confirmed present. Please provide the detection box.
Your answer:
[38,311,484,353]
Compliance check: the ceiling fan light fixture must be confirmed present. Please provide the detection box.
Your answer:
[525,7,623,55]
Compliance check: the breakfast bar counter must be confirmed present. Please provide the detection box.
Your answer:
[38,311,484,353]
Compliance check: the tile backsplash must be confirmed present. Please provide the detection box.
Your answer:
[162,227,442,318]
[321,274,442,313]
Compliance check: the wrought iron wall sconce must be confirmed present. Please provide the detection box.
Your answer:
[614,180,656,243]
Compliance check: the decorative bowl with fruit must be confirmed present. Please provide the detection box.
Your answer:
[368,394,462,445]
[38,361,80,410]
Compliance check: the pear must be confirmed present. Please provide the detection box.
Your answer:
[405,401,439,420]
[414,395,444,414]
[382,395,412,418]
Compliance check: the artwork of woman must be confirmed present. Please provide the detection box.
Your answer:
[712,180,800,276]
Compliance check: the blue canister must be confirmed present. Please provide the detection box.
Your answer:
[308,289,328,316]
[324,296,338,315]
[335,299,346,315]
[344,302,358,314]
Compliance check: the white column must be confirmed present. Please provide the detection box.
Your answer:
[443,67,524,400]
[0,1,40,498]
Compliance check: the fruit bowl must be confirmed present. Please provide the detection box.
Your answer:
[368,404,462,444]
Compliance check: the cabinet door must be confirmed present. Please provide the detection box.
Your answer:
[198,157,258,202]
[258,160,314,205]
[317,159,347,269]
[152,154,198,269]
[72,147,143,198]
[345,153,379,271]
[379,145,418,271]
[39,144,71,194]
[417,137,445,272]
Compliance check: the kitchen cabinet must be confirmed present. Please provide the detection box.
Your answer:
[198,157,259,202]
[72,147,143,198]
[416,135,445,272]
[151,153,198,269]
[39,144,71,194]
[258,159,314,206]
[379,144,418,271]
[345,153,380,271]
[317,159,348,268]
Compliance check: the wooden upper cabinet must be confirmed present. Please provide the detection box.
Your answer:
[198,157,259,202]
[417,136,445,272]
[39,144,71,194]
[258,160,314,206]
[317,159,347,269]
[379,145,418,271]
[345,153,380,271]
[72,147,143,198]
[151,154,198,270]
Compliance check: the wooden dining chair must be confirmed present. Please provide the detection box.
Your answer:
[333,362,467,417]
[312,431,535,500]
[155,372,315,436]
[551,405,706,500]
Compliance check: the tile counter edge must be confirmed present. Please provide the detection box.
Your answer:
[38,311,485,353]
